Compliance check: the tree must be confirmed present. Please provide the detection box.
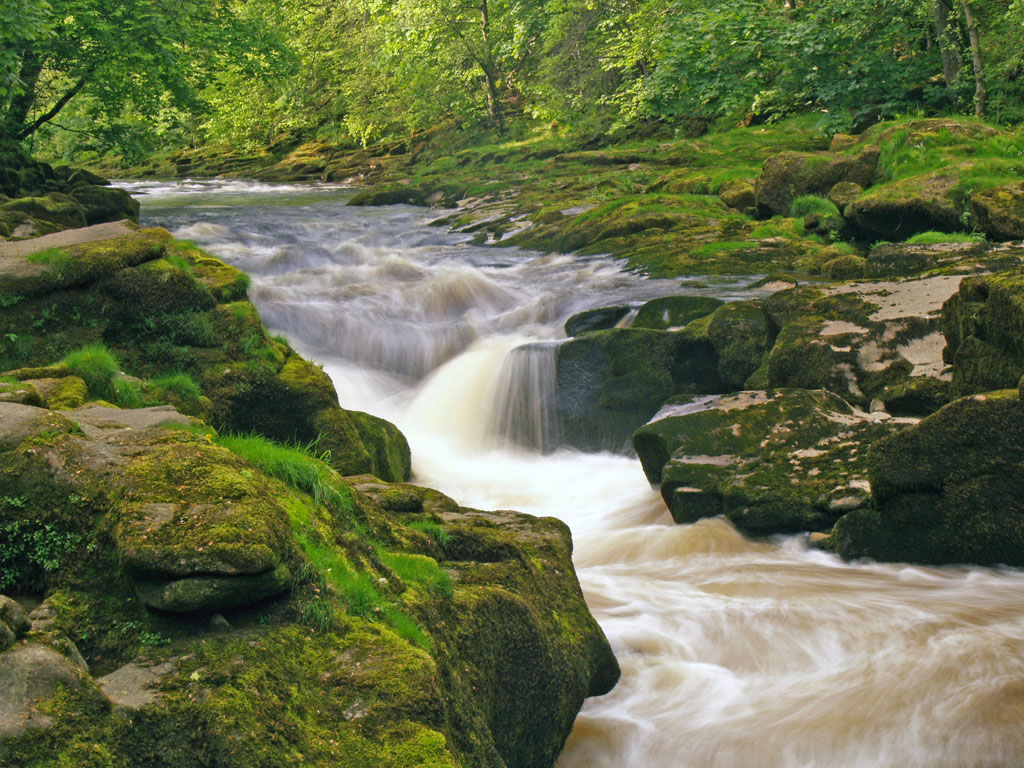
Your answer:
[0,0,283,149]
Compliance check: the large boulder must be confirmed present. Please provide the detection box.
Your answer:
[553,327,719,452]
[755,148,878,217]
[845,168,964,240]
[68,184,140,225]
[633,389,903,534]
[830,395,1024,565]
[632,295,723,331]
[968,182,1024,241]
[941,269,1024,395]
[0,193,86,231]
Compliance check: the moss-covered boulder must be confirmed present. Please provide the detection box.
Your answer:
[682,300,773,390]
[968,182,1024,241]
[830,395,1024,565]
[718,179,756,213]
[633,389,904,534]
[0,400,616,767]
[755,148,878,217]
[67,184,140,226]
[21,377,87,410]
[941,269,1024,394]
[845,169,964,240]
[564,305,631,336]
[632,295,723,331]
[553,327,719,452]
[0,379,43,407]
[0,194,86,231]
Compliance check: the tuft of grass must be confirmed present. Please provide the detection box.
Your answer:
[60,343,120,398]
[150,372,202,406]
[407,520,451,548]
[25,247,72,279]
[906,230,986,245]
[379,550,452,599]
[790,195,841,219]
[112,377,144,408]
[215,433,353,517]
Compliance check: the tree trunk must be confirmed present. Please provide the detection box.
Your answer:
[478,0,504,133]
[932,0,961,105]
[960,0,985,117]
[1,52,43,143]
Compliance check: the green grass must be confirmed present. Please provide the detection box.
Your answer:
[150,372,202,406]
[112,377,144,408]
[790,195,841,219]
[60,343,120,397]
[215,433,353,517]
[379,550,452,599]
[407,520,451,548]
[24,247,72,279]
[906,230,987,244]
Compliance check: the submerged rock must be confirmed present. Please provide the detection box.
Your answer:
[830,395,1024,565]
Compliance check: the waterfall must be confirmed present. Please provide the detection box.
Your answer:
[488,341,563,452]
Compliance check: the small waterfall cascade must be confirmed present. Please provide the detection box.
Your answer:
[487,341,563,452]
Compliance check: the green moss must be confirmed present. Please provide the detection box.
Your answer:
[633,295,724,330]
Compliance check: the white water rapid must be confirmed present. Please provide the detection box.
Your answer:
[131,180,1024,768]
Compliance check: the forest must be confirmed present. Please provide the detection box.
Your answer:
[2,0,1024,162]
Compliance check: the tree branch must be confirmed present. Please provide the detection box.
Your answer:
[16,69,92,140]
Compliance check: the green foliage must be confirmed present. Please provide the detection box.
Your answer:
[60,342,119,397]
[111,376,143,408]
[149,372,202,406]
[0,518,82,591]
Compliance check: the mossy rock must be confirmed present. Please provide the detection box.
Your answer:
[941,269,1024,394]
[348,185,427,206]
[22,377,87,410]
[845,168,963,240]
[0,379,43,407]
[880,376,951,417]
[67,184,140,225]
[632,389,898,534]
[968,182,1024,241]
[765,316,854,396]
[718,179,756,212]
[828,181,864,211]
[831,395,1024,565]
[563,305,631,336]
[755,149,878,217]
[822,254,866,279]
[349,410,412,482]
[553,328,719,452]
[632,295,723,331]
[681,301,774,390]
[0,229,170,299]
[0,193,87,231]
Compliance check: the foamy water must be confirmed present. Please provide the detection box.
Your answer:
[133,180,1024,768]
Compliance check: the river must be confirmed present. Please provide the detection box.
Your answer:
[127,179,1024,768]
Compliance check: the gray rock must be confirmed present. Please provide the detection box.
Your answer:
[0,643,92,738]
[133,564,292,613]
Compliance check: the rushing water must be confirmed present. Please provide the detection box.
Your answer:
[130,180,1024,768]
